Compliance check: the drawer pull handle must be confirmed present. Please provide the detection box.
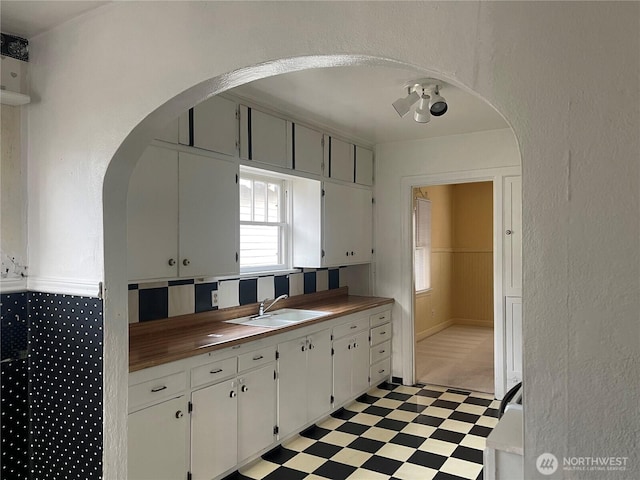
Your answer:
[380,331,386,335]
[151,386,167,393]
[379,369,385,374]
[379,349,385,354]
[379,316,385,320]
[210,368,223,374]
[253,355,264,361]
[350,325,357,329]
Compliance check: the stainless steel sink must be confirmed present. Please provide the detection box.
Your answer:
[224,308,330,328]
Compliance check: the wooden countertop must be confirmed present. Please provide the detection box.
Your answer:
[130,287,394,372]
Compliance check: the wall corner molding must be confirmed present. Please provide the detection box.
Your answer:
[0,276,27,293]
[27,276,102,298]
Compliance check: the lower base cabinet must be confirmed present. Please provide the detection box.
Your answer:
[128,396,189,480]
[333,329,370,407]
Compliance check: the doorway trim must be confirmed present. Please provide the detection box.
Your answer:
[399,165,520,399]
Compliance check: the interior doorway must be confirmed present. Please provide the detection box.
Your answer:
[413,181,494,393]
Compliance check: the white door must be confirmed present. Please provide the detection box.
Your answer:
[238,364,277,461]
[190,380,238,480]
[352,330,371,395]
[354,146,373,186]
[332,335,353,406]
[329,137,353,182]
[505,296,523,390]
[178,152,239,278]
[307,330,333,421]
[323,182,355,266]
[293,123,323,175]
[504,176,522,297]
[128,396,189,480]
[277,336,308,438]
[350,187,373,264]
[127,146,179,281]
[249,108,289,168]
[193,95,238,156]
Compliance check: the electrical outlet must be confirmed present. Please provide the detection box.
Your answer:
[211,291,219,307]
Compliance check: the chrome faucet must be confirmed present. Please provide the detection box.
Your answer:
[258,294,288,316]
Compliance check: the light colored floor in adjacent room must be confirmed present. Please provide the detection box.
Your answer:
[415,325,494,394]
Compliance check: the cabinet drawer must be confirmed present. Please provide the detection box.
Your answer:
[129,371,186,410]
[370,323,392,346]
[238,345,276,372]
[191,357,237,388]
[370,310,391,328]
[370,340,391,364]
[333,316,368,339]
[370,357,391,386]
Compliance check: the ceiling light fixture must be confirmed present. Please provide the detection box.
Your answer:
[392,79,448,123]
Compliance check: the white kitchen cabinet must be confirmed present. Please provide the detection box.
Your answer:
[354,145,373,186]
[127,147,239,281]
[291,179,372,268]
[238,363,277,461]
[178,152,239,278]
[369,310,392,386]
[327,136,353,182]
[278,329,332,438]
[127,146,180,280]
[240,105,290,168]
[505,296,523,390]
[323,182,373,266]
[190,379,238,480]
[128,396,189,480]
[293,123,324,176]
[504,176,522,297]
[193,95,238,156]
[333,324,370,407]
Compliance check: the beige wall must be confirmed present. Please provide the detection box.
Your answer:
[414,182,493,340]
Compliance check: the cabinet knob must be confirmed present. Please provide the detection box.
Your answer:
[346,251,349,256]
[175,410,184,419]
[230,391,236,398]
[168,258,176,266]
[301,345,306,352]
[183,258,190,266]
[309,343,314,350]
[241,385,249,393]
[351,251,354,256]
[506,229,513,236]
[348,344,351,350]
[354,343,358,348]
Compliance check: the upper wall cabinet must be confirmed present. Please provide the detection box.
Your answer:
[327,136,353,182]
[293,123,324,176]
[193,95,238,157]
[127,146,239,281]
[354,145,373,186]
[240,105,290,168]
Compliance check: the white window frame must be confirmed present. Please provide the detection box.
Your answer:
[239,167,291,274]
[414,197,432,293]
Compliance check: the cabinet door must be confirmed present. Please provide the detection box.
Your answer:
[293,124,323,175]
[190,380,238,480]
[249,108,289,168]
[504,176,522,296]
[307,329,333,421]
[277,336,308,439]
[127,146,179,281]
[332,336,353,407]
[193,95,238,156]
[328,137,353,182]
[350,187,373,264]
[354,146,373,186]
[178,152,239,277]
[352,330,371,396]
[238,364,277,461]
[128,396,189,480]
[505,296,523,390]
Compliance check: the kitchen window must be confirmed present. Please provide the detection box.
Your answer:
[414,197,432,292]
[239,169,290,273]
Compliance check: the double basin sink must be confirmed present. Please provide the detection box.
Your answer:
[224,308,330,328]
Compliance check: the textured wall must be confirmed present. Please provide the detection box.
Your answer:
[24,2,640,479]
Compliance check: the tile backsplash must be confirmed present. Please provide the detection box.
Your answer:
[128,266,355,323]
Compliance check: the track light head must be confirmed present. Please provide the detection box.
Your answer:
[427,86,448,116]
[413,95,431,123]
[392,90,420,118]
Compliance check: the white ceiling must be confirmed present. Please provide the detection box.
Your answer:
[1,2,507,145]
[1,1,109,38]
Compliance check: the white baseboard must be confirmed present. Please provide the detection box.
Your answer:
[0,277,27,293]
[416,320,454,341]
[27,276,102,298]
[452,318,494,328]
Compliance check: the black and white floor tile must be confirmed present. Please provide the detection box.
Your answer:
[225,383,499,480]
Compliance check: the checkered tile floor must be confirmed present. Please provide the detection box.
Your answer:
[223,382,500,480]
